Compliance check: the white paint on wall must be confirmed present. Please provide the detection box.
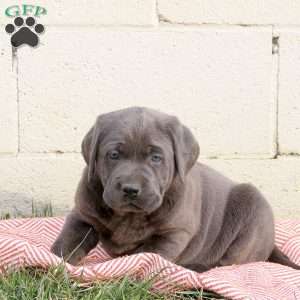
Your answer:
[0,1,299,217]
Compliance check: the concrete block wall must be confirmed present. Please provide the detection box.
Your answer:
[0,1,299,218]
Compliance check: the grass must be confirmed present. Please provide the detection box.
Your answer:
[0,203,225,300]
[0,267,224,300]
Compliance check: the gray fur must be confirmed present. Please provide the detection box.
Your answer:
[51,107,299,271]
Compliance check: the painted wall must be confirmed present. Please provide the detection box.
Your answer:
[0,1,299,217]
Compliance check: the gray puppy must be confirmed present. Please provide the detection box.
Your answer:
[51,107,300,272]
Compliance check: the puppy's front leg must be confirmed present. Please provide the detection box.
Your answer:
[133,230,191,263]
[51,211,99,265]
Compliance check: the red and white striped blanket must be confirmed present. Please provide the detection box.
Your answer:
[0,217,299,300]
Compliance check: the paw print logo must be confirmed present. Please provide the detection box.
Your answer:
[5,16,45,48]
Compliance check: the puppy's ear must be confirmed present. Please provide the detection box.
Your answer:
[168,117,200,182]
[81,117,103,183]
[81,127,94,165]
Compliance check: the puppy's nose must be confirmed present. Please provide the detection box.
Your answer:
[122,184,140,199]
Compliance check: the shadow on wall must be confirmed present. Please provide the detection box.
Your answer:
[0,191,65,218]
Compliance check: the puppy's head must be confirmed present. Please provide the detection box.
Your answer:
[82,107,199,214]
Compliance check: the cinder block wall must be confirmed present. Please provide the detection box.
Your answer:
[0,1,299,218]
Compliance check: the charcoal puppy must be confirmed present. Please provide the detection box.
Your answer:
[51,107,300,271]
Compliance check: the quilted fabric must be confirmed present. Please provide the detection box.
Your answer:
[0,217,300,300]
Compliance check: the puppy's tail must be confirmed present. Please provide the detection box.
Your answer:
[268,246,300,270]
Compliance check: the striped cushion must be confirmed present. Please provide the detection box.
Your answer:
[0,217,299,300]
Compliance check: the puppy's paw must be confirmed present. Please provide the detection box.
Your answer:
[51,240,86,265]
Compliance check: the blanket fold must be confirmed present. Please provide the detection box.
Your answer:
[0,217,299,300]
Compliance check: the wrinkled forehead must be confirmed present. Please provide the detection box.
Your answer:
[100,112,173,153]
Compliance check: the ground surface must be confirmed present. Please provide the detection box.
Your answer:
[0,267,225,300]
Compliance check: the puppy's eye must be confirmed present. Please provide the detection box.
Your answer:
[151,153,162,163]
[108,150,120,160]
